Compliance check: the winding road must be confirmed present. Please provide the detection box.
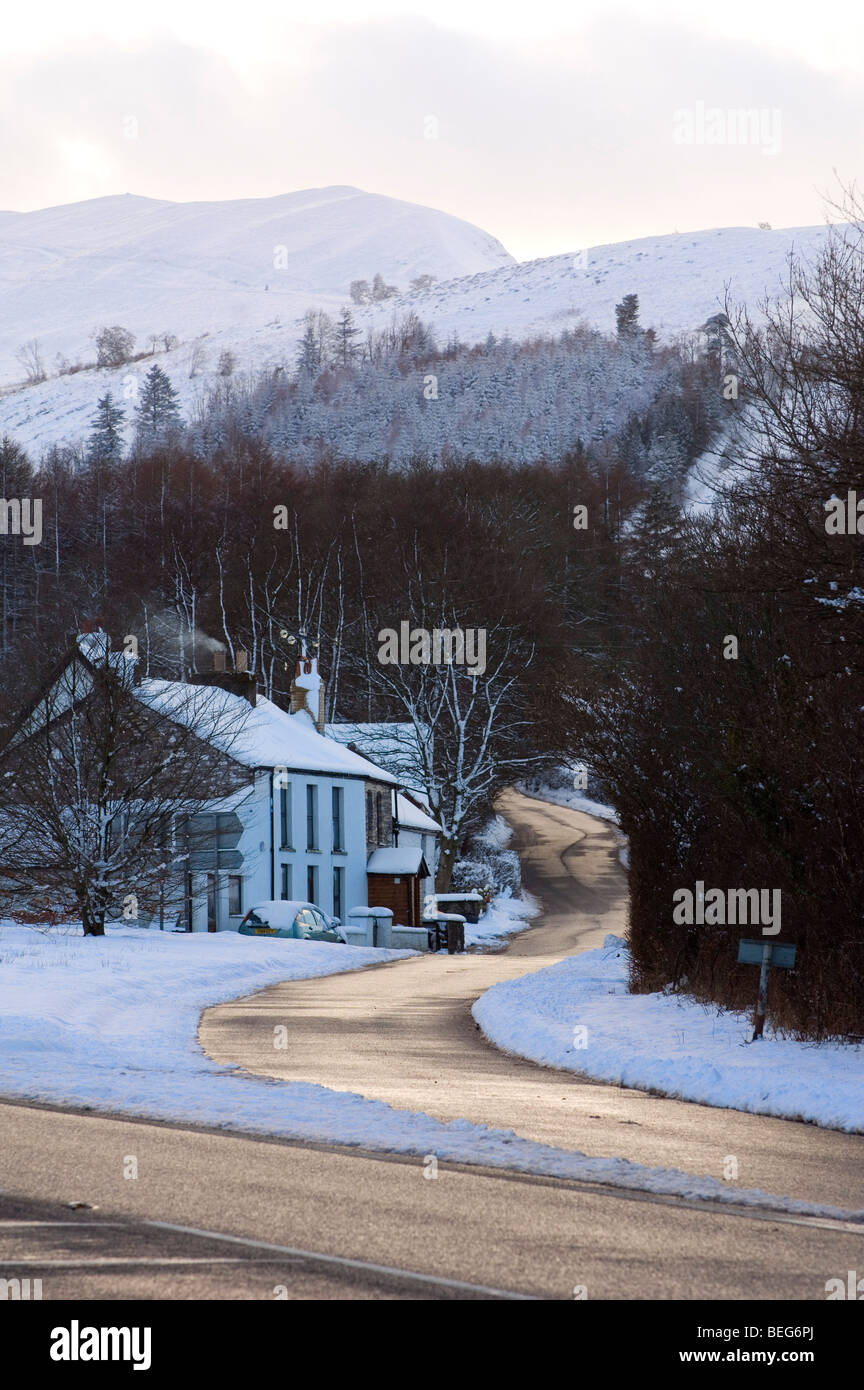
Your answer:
[201,790,864,1212]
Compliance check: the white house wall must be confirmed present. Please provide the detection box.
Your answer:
[184,770,372,931]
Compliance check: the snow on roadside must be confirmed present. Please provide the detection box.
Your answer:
[464,891,540,947]
[0,920,862,1220]
[453,812,540,947]
[517,776,620,823]
[473,935,864,1134]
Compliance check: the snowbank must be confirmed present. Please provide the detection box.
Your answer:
[464,892,539,947]
[0,921,412,1101]
[517,777,620,823]
[473,936,864,1133]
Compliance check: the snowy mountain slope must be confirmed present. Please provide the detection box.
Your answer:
[387,222,832,345]
[0,186,514,383]
[0,201,836,459]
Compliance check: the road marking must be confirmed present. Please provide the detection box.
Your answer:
[146,1219,539,1298]
[0,1221,125,1228]
[0,1257,291,1267]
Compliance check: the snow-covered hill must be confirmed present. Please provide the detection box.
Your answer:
[0,188,835,459]
[0,185,512,381]
[394,223,831,344]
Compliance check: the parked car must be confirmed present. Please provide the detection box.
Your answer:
[238,900,346,943]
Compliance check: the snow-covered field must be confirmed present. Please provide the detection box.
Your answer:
[473,936,864,1134]
[1,919,862,1219]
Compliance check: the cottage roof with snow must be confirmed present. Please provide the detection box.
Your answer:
[136,679,399,783]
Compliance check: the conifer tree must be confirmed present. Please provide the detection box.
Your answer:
[335,307,361,367]
[87,392,126,461]
[135,365,181,440]
[615,293,642,340]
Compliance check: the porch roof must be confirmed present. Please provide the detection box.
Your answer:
[366,846,429,877]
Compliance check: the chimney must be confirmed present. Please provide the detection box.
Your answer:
[189,648,257,706]
[290,655,326,732]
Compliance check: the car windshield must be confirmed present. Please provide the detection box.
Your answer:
[245,911,265,926]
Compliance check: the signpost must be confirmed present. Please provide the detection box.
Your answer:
[737,938,797,1041]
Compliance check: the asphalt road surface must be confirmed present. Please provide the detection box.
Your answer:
[2,1100,863,1300]
[2,791,862,1300]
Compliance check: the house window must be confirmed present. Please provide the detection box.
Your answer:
[366,789,375,844]
[332,786,344,852]
[376,790,387,845]
[306,784,318,850]
[307,864,318,904]
[280,784,292,849]
[281,864,292,900]
[333,865,344,921]
[228,876,242,917]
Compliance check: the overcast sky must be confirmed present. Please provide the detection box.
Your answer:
[2,1,862,260]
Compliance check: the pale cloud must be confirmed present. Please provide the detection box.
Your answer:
[1,15,861,258]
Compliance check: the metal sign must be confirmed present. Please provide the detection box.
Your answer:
[737,939,797,969]
[737,938,798,1041]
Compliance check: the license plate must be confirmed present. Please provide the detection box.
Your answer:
[254,927,275,935]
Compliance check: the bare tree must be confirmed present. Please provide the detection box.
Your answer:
[360,615,546,888]
[0,633,250,934]
[371,272,399,302]
[16,340,46,384]
[188,340,208,378]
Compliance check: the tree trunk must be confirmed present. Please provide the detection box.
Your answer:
[436,836,458,892]
[82,905,105,936]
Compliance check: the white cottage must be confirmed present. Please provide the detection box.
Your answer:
[139,654,404,931]
[5,633,441,933]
